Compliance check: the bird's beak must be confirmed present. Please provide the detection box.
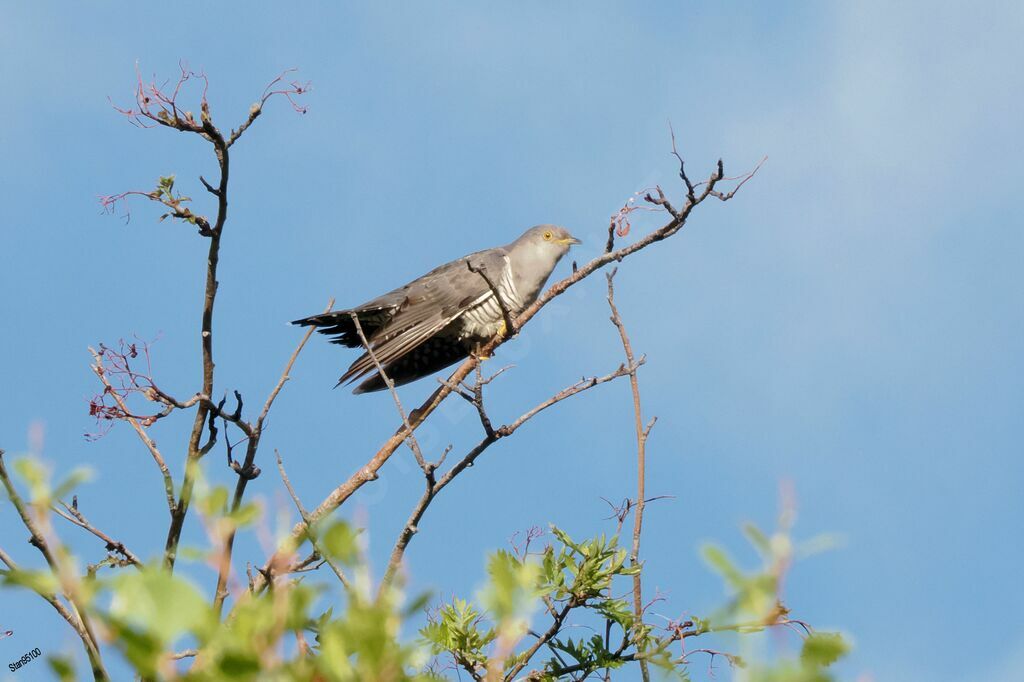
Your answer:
[558,236,582,246]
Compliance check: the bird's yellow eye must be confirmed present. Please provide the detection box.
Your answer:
[543,230,552,240]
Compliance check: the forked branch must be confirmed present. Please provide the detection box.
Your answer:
[379,360,639,590]
[251,151,759,594]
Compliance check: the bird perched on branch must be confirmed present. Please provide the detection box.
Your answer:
[293,225,581,393]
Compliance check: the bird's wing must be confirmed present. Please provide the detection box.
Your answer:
[337,249,507,386]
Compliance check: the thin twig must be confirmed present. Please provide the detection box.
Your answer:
[669,122,696,204]
[379,361,638,590]
[349,314,429,473]
[606,270,655,682]
[467,260,515,339]
[89,347,176,514]
[275,449,350,589]
[0,547,94,638]
[53,500,141,568]
[504,602,575,681]
[211,298,333,614]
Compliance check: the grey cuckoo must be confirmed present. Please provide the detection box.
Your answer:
[293,225,581,393]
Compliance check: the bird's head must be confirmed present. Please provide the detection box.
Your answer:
[512,224,582,262]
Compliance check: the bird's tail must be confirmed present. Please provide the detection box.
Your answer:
[292,308,390,349]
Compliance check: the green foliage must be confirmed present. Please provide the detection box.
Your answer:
[1,454,851,681]
[152,173,198,225]
[423,526,678,680]
[9,457,92,507]
[423,521,851,681]
[318,520,360,565]
[47,654,77,681]
[801,632,850,668]
[421,599,494,670]
[104,569,214,675]
[696,521,851,682]
[85,529,433,681]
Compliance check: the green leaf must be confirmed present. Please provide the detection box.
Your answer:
[53,467,93,501]
[796,533,844,559]
[47,654,76,681]
[3,568,60,595]
[217,650,261,676]
[319,520,359,564]
[198,485,229,517]
[549,525,582,553]
[800,632,849,668]
[480,550,539,623]
[700,543,744,588]
[743,522,772,557]
[13,457,49,500]
[226,501,261,527]
[108,569,213,645]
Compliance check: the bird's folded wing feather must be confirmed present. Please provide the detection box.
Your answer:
[338,249,507,385]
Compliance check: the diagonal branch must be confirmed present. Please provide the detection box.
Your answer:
[379,361,638,590]
[0,451,108,680]
[349,313,429,473]
[211,298,332,614]
[275,449,350,589]
[250,153,757,595]
[0,546,103,673]
[53,499,141,569]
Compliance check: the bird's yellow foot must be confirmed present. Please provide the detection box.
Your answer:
[472,342,491,361]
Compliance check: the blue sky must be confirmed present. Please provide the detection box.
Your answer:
[2,2,1022,680]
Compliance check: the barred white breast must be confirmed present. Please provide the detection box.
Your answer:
[459,255,521,339]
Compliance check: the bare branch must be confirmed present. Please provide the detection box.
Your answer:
[0,544,104,675]
[707,156,767,201]
[669,122,696,204]
[86,338,189,434]
[379,361,637,590]
[0,451,108,679]
[642,185,679,219]
[606,269,654,682]
[251,150,757,596]
[160,69,310,572]
[53,500,141,568]
[227,69,310,147]
[467,260,515,339]
[275,449,350,589]
[89,346,176,514]
[349,313,429,473]
[98,187,213,235]
[256,297,335,431]
[104,67,311,571]
[211,298,333,614]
